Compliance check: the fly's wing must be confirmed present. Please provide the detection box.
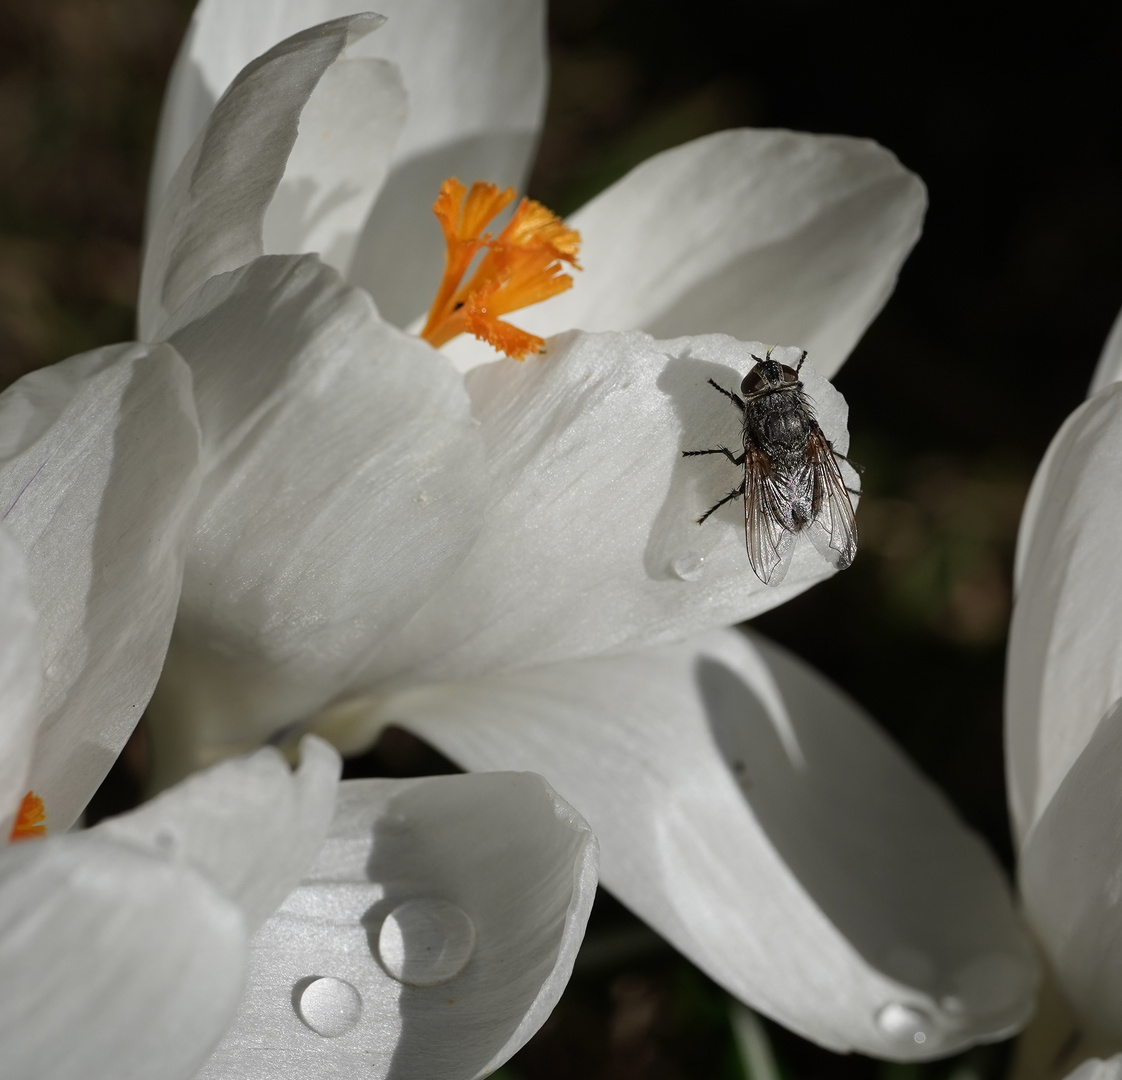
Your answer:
[803,426,859,571]
[744,446,798,586]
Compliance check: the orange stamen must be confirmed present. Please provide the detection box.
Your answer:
[9,791,45,842]
[420,178,581,360]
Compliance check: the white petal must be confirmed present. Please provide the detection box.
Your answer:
[1021,699,1122,1043]
[95,736,340,933]
[0,344,201,831]
[262,54,406,277]
[379,629,1038,1059]
[140,14,388,339]
[355,333,856,692]
[507,129,925,379]
[0,832,246,1080]
[1064,1059,1122,1080]
[0,523,40,830]
[194,772,597,1080]
[1088,304,1122,396]
[146,256,486,783]
[149,0,548,331]
[1006,384,1122,843]
[344,0,548,327]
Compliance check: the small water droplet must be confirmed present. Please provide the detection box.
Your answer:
[295,976,362,1037]
[378,898,476,986]
[875,1002,931,1046]
[670,551,704,581]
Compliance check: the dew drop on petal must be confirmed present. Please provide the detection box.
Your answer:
[295,976,363,1037]
[378,898,476,986]
[875,1002,932,1046]
[670,551,705,581]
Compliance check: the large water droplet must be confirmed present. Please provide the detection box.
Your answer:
[378,898,476,986]
[875,1002,932,1046]
[295,976,363,1037]
[670,551,704,581]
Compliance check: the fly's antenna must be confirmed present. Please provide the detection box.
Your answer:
[765,345,775,362]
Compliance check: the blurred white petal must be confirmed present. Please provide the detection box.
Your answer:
[1064,1058,1122,1080]
[96,736,340,933]
[356,335,855,691]
[378,629,1037,1059]
[505,129,925,380]
[0,344,201,831]
[148,255,486,780]
[0,833,246,1080]
[140,14,389,338]
[1088,304,1122,395]
[1006,383,1122,843]
[1020,697,1122,1044]
[194,771,598,1080]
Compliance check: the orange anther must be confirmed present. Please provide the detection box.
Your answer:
[420,178,580,359]
[9,791,45,842]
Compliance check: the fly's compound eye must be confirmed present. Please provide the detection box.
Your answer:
[741,369,765,395]
[780,365,801,385]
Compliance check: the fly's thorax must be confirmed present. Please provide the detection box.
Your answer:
[743,387,815,461]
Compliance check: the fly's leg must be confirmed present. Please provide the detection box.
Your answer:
[697,481,746,525]
[706,378,746,413]
[681,446,746,465]
[685,380,748,523]
[794,348,808,374]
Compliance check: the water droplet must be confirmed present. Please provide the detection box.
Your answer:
[378,898,476,986]
[875,1002,931,1046]
[670,551,704,581]
[295,976,362,1037]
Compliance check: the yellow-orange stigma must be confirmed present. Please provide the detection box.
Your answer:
[419,178,581,360]
[9,791,45,842]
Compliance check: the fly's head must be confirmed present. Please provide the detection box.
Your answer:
[740,347,803,398]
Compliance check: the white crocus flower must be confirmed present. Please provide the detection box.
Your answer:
[0,270,596,1079]
[1005,307,1122,1078]
[135,0,1040,1060]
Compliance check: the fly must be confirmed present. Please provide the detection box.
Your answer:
[682,347,859,586]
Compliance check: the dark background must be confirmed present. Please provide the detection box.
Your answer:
[5,1,1120,1077]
